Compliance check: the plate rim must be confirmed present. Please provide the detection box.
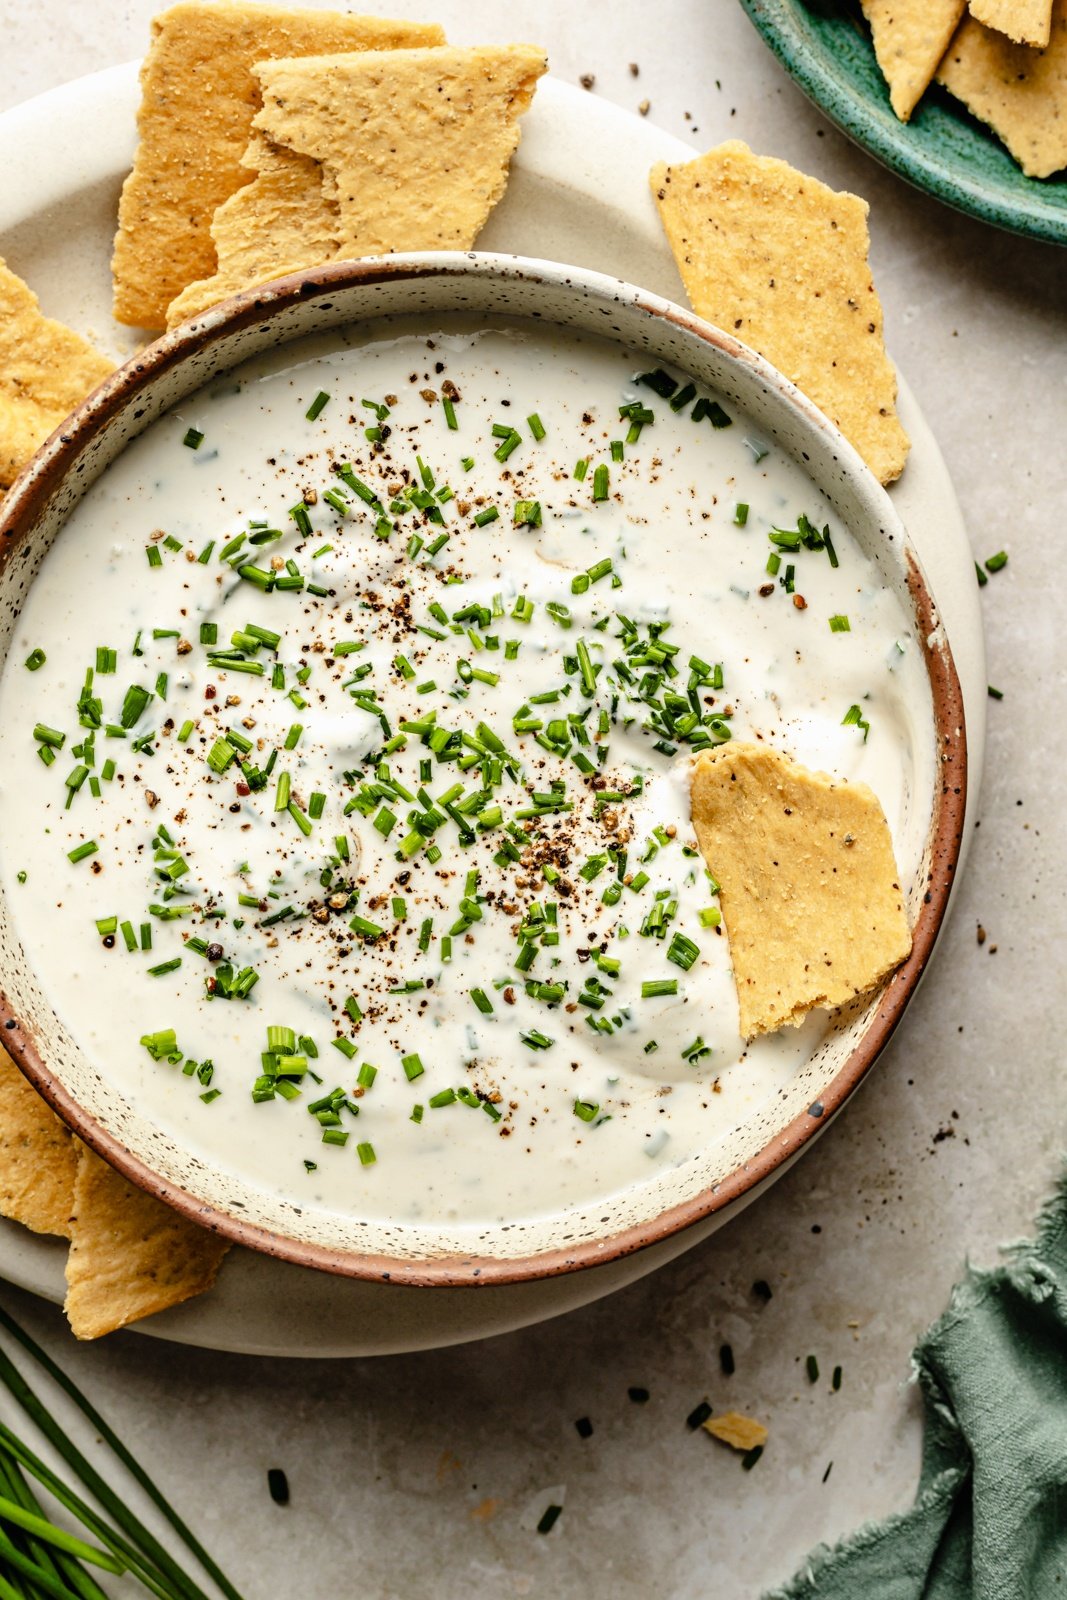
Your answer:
[739,0,1067,247]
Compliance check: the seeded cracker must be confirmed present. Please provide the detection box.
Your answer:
[938,2,1067,176]
[112,4,445,328]
[702,1412,769,1452]
[0,259,112,490]
[0,1045,77,1239]
[64,1143,229,1340]
[166,133,335,326]
[689,744,912,1040]
[254,44,547,256]
[859,0,966,120]
[168,43,547,327]
[968,0,1053,48]
[650,142,909,486]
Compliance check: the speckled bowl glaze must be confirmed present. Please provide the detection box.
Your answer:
[740,0,1067,246]
[0,254,966,1286]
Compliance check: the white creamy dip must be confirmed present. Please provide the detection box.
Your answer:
[0,317,933,1226]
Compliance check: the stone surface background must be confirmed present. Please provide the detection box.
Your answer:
[0,2,1063,1595]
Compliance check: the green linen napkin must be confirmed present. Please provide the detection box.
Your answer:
[766,1179,1067,1599]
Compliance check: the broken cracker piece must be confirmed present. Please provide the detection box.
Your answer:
[167,132,336,326]
[860,0,966,120]
[64,1142,229,1340]
[968,0,1053,48]
[253,44,547,259]
[112,3,445,328]
[938,3,1067,176]
[650,141,909,485]
[690,743,912,1040]
[0,258,112,489]
[0,1045,77,1239]
[702,1412,769,1452]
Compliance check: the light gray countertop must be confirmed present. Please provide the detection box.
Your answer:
[0,2,1064,1596]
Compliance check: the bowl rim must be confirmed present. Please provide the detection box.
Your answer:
[0,252,968,1287]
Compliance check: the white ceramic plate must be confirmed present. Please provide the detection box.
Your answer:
[0,65,985,1355]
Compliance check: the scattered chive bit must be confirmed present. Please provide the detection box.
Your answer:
[988,685,1004,700]
[67,840,98,864]
[720,1344,735,1376]
[984,551,1008,573]
[575,1417,594,1440]
[537,1504,562,1536]
[832,1365,842,1392]
[305,390,330,421]
[753,1279,773,1303]
[182,426,204,449]
[842,704,870,741]
[742,1445,764,1471]
[733,502,749,526]
[806,1354,820,1384]
[822,1460,834,1484]
[628,1386,650,1404]
[975,561,988,588]
[24,648,45,672]
[686,1400,712,1430]
[828,614,851,633]
[267,1467,290,1505]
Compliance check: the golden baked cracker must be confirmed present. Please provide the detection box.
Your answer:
[112,4,446,328]
[253,43,547,259]
[968,0,1053,47]
[860,0,966,119]
[649,142,910,486]
[938,4,1067,176]
[167,133,335,326]
[690,743,912,1040]
[702,1412,769,1452]
[0,1045,77,1239]
[64,1143,229,1340]
[0,258,112,489]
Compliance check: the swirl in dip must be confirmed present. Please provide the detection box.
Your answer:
[0,317,933,1225]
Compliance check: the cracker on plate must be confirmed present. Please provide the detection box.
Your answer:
[968,0,1053,48]
[0,258,112,490]
[166,133,334,326]
[0,1045,77,1239]
[860,0,967,120]
[689,743,912,1040]
[938,3,1067,176]
[650,142,909,486]
[64,1142,230,1341]
[256,44,547,257]
[112,3,446,329]
[702,1412,769,1452]
[167,42,547,327]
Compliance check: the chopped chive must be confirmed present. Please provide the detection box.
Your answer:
[67,840,98,864]
[828,614,851,633]
[592,464,610,501]
[641,978,678,998]
[984,551,1008,573]
[305,390,330,421]
[24,648,46,672]
[734,502,749,526]
[182,426,204,449]
[356,1141,376,1166]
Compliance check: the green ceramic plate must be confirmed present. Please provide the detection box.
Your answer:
[740,0,1067,245]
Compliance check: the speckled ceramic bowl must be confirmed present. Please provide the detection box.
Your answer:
[0,254,966,1286]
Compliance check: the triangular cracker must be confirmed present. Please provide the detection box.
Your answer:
[112,2,445,328]
[0,258,112,489]
[0,1045,77,1239]
[167,43,547,328]
[167,133,336,326]
[938,3,1067,176]
[690,744,912,1040]
[650,142,909,485]
[968,0,1053,48]
[64,1142,230,1340]
[859,0,967,120]
[253,44,547,258]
